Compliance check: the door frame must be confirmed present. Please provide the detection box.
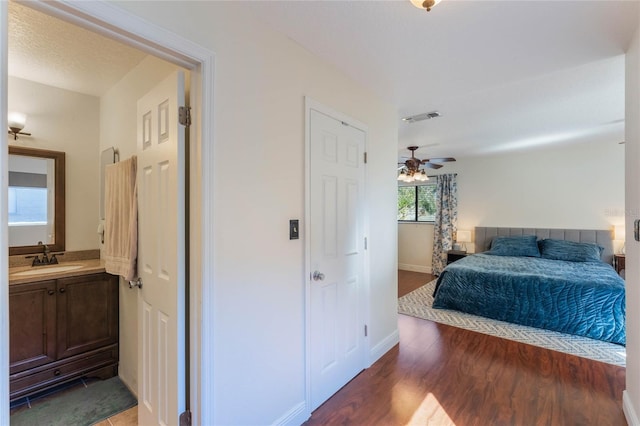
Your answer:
[304,96,371,416]
[0,2,216,424]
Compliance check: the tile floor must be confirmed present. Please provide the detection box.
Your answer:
[94,406,137,425]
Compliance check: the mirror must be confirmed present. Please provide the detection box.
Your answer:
[8,146,65,255]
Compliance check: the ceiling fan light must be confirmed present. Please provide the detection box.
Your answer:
[397,171,406,181]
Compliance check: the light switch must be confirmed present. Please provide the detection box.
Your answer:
[290,219,299,240]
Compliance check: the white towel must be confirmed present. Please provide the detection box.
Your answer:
[104,156,138,281]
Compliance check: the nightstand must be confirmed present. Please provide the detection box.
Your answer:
[614,254,625,278]
[447,250,468,265]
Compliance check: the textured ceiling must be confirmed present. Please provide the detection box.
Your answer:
[6,1,639,160]
[241,0,638,160]
[8,1,146,97]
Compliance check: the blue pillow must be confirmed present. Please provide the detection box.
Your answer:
[538,239,603,263]
[486,235,540,257]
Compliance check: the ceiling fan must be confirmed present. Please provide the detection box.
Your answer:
[397,146,456,182]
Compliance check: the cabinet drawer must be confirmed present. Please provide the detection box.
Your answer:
[10,345,117,400]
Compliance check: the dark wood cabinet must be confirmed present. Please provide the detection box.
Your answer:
[447,250,468,265]
[9,280,57,375]
[9,272,119,401]
[614,254,625,278]
[57,274,119,359]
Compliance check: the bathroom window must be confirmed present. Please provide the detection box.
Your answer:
[8,186,48,224]
[8,170,49,225]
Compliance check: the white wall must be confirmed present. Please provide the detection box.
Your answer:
[111,2,399,424]
[398,138,625,270]
[99,55,180,396]
[624,14,640,424]
[398,223,434,273]
[457,139,625,233]
[8,76,100,251]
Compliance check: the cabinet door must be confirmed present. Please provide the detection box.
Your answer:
[9,280,57,375]
[57,273,119,359]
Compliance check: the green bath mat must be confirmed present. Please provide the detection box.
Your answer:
[10,377,137,426]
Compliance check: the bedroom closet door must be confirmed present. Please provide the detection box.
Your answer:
[136,71,187,425]
[308,106,367,411]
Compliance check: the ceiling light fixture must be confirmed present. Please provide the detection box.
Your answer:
[410,0,442,12]
[397,168,429,183]
[7,112,31,140]
[397,146,456,183]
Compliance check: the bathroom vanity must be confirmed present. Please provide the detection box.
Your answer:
[8,261,118,401]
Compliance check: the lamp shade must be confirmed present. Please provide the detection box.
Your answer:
[456,230,472,243]
[410,0,442,11]
[8,112,26,131]
[614,225,625,241]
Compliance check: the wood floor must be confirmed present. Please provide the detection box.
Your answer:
[305,270,627,426]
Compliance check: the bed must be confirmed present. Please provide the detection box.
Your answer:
[432,227,626,345]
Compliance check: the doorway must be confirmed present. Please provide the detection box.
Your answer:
[1,1,215,424]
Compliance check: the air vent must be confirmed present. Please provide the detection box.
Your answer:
[402,111,441,123]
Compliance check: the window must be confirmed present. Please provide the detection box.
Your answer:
[398,184,436,222]
[8,170,49,225]
[8,186,48,225]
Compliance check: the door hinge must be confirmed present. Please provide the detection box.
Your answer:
[364,152,367,164]
[364,237,368,250]
[364,325,368,337]
[179,106,192,127]
[179,410,192,426]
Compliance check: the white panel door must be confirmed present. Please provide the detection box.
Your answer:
[137,71,186,425]
[309,108,366,411]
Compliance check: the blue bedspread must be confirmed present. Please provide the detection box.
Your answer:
[432,254,626,345]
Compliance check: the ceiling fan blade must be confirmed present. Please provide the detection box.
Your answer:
[423,162,443,169]
[426,157,456,163]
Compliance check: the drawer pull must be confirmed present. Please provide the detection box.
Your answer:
[59,288,65,294]
[53,369,61,376]
[48,290,55,296]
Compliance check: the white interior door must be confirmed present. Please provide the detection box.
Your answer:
[137,71,186,425]
[309,108,366,411]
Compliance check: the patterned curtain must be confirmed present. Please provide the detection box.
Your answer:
[432,174,458,275]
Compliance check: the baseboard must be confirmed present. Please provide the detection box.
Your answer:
[118,372,138,399]
[624,390,640,426]
[272,400,307,426]
[368,329,399,367]
[398,263,432,274]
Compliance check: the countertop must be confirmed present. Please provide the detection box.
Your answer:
[9,259,107,285]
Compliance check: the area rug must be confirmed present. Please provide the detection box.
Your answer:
[399,280,626,367]
[10,377,137,426]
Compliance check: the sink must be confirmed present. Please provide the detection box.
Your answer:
[11,264,85,277]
